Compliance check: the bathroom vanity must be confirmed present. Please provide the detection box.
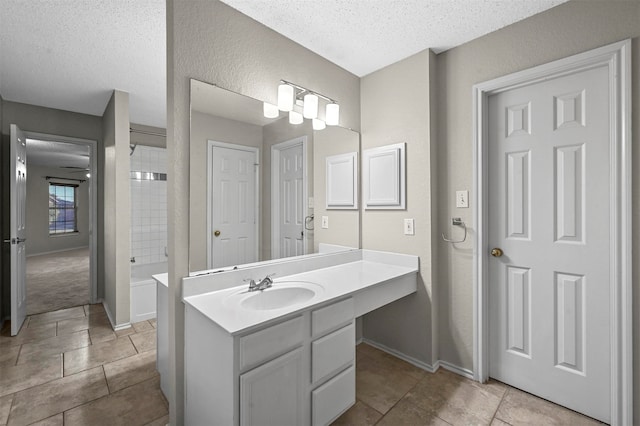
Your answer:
[181,249,418,426]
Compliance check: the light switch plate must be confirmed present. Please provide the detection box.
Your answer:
[308,197,314,208]
[321,216,329,229]
[456,190,469,208]
[404,218,415,235]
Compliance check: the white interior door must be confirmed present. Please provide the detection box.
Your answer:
[9,124,28,336]
[277,143,304,258]
[210,143,258,268]
[488,65,610,422]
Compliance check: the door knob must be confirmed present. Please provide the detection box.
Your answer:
[214,230,221,237]
[491,248,503,257]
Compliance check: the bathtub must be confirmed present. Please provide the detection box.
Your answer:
[131,261,167,323]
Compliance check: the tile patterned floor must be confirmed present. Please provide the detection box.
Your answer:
[333,343,603,426]
[0,305,168,426]
[1,305,603,426]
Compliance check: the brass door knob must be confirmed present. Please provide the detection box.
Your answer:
[214,230,221,237]
[491,248,503,257]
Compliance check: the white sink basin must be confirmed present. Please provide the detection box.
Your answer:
[230,281,323,311]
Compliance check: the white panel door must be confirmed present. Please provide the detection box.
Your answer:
[488,65,610,422]
[211,145,257,268]
[9,124,27,336]
[277,144,304,258]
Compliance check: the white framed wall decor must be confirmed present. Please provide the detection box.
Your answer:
[326,152,358,209]
[363,143,406,210]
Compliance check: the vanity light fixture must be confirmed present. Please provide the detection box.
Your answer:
[277,83,294,111]
[312,118,326,130]
[289,110,304,125]
[263,102,279,118]
[303,93,319,119]
[326,103,340,126]
[273,80,339,128]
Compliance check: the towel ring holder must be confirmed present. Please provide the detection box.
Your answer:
[442,217,467,243]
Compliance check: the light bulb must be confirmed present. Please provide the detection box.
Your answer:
[312,119,326,130]
[277,84,294,111]
[303,94,319,119]
[263,102,279,118]
[326,103,340,126]
[289,110,303,125]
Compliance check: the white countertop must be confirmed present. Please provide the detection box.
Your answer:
[183,259,417,335]
[152,273,169,288]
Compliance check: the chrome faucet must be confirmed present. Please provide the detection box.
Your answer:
[247,274,275,292]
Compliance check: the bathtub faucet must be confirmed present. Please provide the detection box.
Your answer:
[130,257,136,263]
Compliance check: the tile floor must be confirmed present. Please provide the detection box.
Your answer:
[0,304,168,426]
[333,343,603,426]
[1,305,603,426]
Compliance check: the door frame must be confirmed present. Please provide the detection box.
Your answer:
[472,39,632,425]
[206,140,260,269]
[23,131,99,305]
[271,136,309,259]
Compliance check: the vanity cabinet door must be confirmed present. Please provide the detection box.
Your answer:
[240,347,305,426]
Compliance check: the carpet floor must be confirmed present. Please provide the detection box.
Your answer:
[26,247,90,315]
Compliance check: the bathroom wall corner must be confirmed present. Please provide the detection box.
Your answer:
[360,48,434,367]
[102,89,131,327]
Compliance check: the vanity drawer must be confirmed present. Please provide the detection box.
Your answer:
[312,322,354,384]
[312,297,354,337]
[312,365,355,426]
[239,316,304,371]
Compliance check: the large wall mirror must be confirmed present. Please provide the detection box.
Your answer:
[189,79,360,273]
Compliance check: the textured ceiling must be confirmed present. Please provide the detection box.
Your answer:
[220,0,569,77]
[0,1,567,130]
[0,0,166,127]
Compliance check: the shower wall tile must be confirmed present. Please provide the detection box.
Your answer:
[130,146,167,265]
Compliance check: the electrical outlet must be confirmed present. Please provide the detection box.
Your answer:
[456,190,469,208]
[404,218,415,235]
[321,216,329,229]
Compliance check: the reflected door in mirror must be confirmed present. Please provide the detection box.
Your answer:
[277,143,305,258]
[210,143,258,268]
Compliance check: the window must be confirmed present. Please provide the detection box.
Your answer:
[48,184,78,234]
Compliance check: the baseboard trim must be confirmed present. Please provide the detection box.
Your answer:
[102,300,131,331]
[27,246,90,258]
[361,338,438,373]
[436,360,475,380]
[360,338,474,380]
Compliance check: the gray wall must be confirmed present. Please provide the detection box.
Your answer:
[1,99,103,308]
[360,49,436,365]
[189,111,263,271]
[102,90,131,327]
[26,165,90,256]
[433,0,640,420]
[167,0,361,422]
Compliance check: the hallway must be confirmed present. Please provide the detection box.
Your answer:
[26,248,90,315]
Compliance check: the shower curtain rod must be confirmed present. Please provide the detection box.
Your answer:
[129,128,166,138]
